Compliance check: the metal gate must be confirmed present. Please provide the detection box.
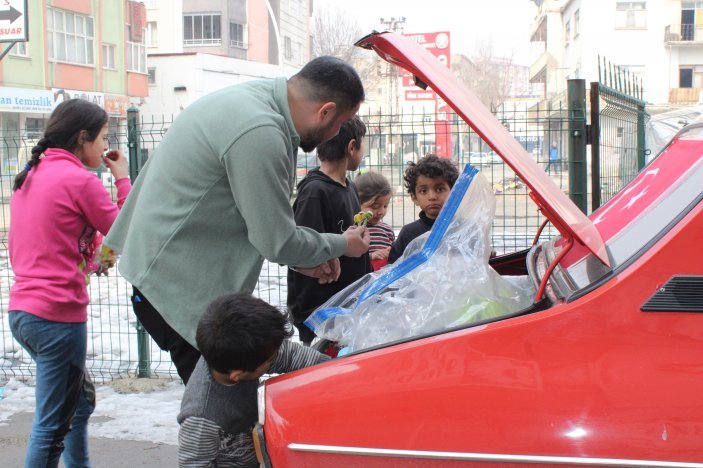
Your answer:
[589,57,649,209]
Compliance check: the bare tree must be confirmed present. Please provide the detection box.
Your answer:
[312,3,363,62]
[461,40,514,108]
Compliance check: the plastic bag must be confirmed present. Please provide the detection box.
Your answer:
[305,165,535,353]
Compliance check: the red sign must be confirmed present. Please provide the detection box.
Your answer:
[403,32,452,158]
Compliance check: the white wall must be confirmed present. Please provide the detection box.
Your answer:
[140,53,299,119]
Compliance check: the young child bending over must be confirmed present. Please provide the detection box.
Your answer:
[388,154,459,264]
[178,293,329,467]
[355,171,395,270]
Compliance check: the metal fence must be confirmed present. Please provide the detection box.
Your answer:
[0,102,596,383]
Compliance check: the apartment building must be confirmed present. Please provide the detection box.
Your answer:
[141,0,311,116]
[0,0,148,175]
[529,0,703,108]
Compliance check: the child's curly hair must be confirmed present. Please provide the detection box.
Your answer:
[404,154,459,195]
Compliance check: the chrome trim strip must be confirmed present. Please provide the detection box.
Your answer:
[288,443,703,467]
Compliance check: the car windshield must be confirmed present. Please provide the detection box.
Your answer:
[549,124,703,295]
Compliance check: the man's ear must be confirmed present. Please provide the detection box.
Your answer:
[318,102,337,123]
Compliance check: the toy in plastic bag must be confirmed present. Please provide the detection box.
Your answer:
[83,232,118,277]
[305,165,536,353]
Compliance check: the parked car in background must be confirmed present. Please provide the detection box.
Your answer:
[254,31,703,467]
[461,150,501,166]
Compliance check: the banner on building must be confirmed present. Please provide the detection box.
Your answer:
[0,87,53,113]
[104,94,131,117]
[52,88,105,110]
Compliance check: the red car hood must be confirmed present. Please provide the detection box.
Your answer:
[356,31,610,267]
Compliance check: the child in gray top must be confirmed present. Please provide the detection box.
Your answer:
[177,293,329,467]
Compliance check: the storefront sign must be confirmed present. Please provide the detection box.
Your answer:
[0,86,53,113]
[52,88,105,110]
[104,94,130,117]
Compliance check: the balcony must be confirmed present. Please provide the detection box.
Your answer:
[529,50,555,83]
[664,24,703,44]
[669,87,701,104]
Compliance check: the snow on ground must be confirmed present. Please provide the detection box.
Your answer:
[0,259,289,446]
[0,378,183,445]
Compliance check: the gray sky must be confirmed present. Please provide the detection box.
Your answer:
[316,0,538,64]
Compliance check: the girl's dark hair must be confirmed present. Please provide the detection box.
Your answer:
[355,171,391,205]
[196,293,293,374]
[316,115,366,162]
[13,99,108,191]
[404,154,460,195]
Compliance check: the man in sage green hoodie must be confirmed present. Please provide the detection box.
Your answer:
[105,56,370,383]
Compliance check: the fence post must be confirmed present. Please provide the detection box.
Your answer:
[637,101,646,170]
[567,79,588,213]
[589,82,601,210]
[127,106,151,378]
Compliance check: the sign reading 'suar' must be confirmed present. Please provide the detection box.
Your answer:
[0,0,28,43]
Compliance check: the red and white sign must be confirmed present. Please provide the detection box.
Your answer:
[405,89,436,101]
[0,0,28,43]
[402,31,453,157]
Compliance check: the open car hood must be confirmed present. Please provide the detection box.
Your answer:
[356,31,610,267]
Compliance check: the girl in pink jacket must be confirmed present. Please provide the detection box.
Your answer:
[8,99,131,468]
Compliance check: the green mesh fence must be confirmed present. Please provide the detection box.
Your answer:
[1,104,578,382]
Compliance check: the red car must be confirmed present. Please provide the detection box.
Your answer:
[254,32,703,467]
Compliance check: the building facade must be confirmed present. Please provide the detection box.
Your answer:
[529,0,703,108]
[141,0,311,118]
[0,0,148,175]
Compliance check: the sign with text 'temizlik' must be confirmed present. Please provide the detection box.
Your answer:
[0,0,28,43]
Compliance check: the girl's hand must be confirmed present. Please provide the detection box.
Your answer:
[371,247,390,260]
[103,149,129,180]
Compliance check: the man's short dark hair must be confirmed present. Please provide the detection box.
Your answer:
[196,293,293,373]
[291,56,365,113]
[316,115,366,162]
[404,154,460,195]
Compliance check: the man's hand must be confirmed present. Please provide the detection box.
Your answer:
[342,226,370,257]
[292,258,341,284]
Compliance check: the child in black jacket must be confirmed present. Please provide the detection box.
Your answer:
[287,116,372,344]
[388,154,459,264]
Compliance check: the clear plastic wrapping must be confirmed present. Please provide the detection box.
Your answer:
[305,165,536,353]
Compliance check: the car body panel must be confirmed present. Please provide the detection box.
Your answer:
[355,31,609,267]
[256,31,703,468]
[262,199,703,464]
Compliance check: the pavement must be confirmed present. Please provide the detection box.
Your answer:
[0,412,178,467]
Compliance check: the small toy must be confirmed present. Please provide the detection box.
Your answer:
[354,210,373,227]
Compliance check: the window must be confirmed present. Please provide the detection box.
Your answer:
[148,66,156,85]
[230,22,245,48]
[47,7,95,65]
[146,21,157,47]
[615,2,647,29]
[680,67,693,88]
[9,41,27,56]
[565,20,571,45]
[284,36,292,59]
[184,14,222,46]
[102,43,116,69]
[126,26,146,73]
[574,9,580,38]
